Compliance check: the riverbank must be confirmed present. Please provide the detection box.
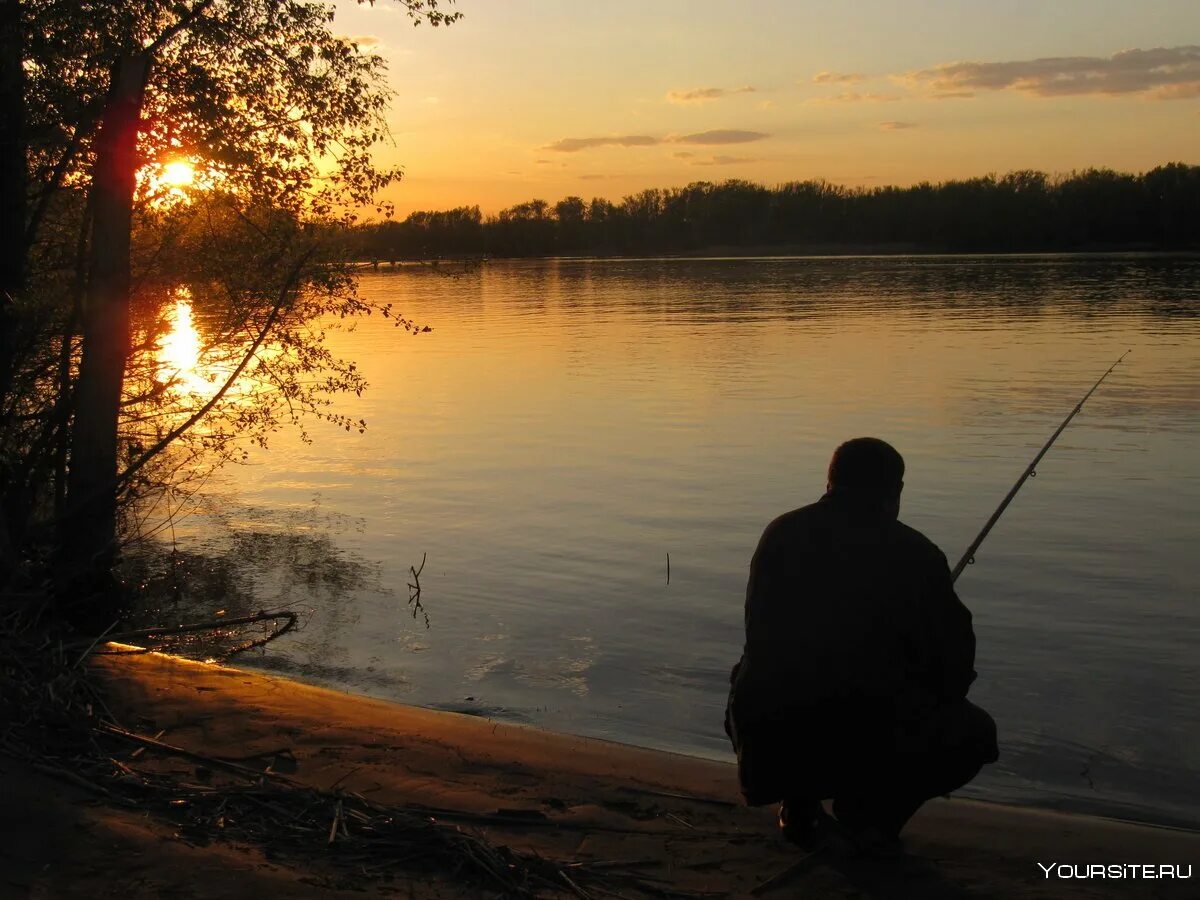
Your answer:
[5,650,1195,898]
[356,244,1199,267]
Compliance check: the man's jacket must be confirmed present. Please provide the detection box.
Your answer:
[725,489,978,802]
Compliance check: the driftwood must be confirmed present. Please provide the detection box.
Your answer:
[86,609,298,658]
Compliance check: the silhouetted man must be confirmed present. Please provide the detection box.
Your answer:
[725,437,997,851]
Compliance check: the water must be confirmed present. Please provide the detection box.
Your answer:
[138,254,1200,827]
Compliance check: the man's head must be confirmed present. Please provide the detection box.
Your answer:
[827,437,905,517]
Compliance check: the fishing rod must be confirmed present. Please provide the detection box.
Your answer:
[951,349,1131,583]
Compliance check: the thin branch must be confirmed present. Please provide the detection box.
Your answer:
[114,247,315,491]
[143,0,220,56]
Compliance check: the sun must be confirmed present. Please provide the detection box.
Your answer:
[161,160,195,188]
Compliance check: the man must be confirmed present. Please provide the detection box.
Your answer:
[725,437,998,851]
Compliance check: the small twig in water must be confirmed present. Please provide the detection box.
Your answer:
[407,552,429,628]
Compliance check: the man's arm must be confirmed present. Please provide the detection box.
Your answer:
[921,549,978,702]
[743,521,783,663]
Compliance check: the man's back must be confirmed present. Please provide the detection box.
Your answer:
[724,441,998,835]
[725,439,996,829]
[730,490,976,734]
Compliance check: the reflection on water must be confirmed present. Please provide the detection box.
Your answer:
[160,293,201,378]
[130,254,1200,827]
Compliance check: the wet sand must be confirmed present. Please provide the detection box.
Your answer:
[3,649,1195,898]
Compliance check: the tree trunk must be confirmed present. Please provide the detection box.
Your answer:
[0,0,26,585]
[0,0,23,307]
[61,54,149,590]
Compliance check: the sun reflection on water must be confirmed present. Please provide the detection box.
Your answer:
[158,290,209,394]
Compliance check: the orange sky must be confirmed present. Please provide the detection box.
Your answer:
[331,1,1200,216]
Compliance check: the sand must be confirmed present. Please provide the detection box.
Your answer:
[2,649,1195,898]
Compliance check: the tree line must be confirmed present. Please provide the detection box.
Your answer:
[346,165,1200,260]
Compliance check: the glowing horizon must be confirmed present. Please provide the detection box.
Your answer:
[327,1,1199,217]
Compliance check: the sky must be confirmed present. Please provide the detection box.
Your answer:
[330,0,1200,216]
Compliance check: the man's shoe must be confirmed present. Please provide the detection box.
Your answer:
[778,800,827,848]
[828,799,906,859]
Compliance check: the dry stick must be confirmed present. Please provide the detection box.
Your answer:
[749,844,829,896]
[88,610,296,646]
[95,722,291,782]
[557,868,595,900]
[408,552,429,626]
[951,349,1131,582]
[129,729,167,760]
[221,615,298,657]
[618,786,736,808]
[72,619,120,667]
[328,798,342,845]
[30,761,113,798]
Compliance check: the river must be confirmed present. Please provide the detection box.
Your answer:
[136,253,1200,827]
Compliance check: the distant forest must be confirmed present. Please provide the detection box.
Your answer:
[345,164,1199,259]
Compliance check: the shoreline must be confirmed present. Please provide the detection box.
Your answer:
[354,246,1200,266]
[5,647,1194,897]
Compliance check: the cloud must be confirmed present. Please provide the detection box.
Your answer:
[673,129,769,145]
[345,34,382,47]
[807,92,902,104]
[672,151,695,159]
[813,71,864,84]
[1152,81,1200,99]
[902,46,1200,98]
[578,174,610,180]
[879,121,917,130]
[546,130,769,152]
[666,86,757,104]
[692,155,759,166]
[546,135,659,152]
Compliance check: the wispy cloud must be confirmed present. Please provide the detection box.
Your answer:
[578,174,610,181]
[879,121,917,130]
[902,46,1200,98]
[1151,80,1200,99]
[666,86,757,104]
[547,130,769,152]
[672,151,695,159]
[673,129,769,145]
[546,135,659,152]
[808,92,902,104]
[813,71,865,84]
[692,155,759,166]
[344,34,382,47]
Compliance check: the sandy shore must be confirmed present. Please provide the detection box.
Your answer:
[3,649,1195,898]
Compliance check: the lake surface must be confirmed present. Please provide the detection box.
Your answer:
[139,254,1200,827]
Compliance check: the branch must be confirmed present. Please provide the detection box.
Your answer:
[114,246,315,490]
[24,99,106,250]
[143,0,219,56]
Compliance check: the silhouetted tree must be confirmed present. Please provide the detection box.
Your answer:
[344,166,1200,260]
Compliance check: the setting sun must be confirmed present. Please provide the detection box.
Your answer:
[160,160,195,188]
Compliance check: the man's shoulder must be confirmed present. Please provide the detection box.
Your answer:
[890,519,948,563]
[759,501,824,540]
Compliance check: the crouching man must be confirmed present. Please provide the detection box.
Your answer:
[725,437,998,852]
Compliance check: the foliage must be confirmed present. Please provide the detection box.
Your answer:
[1,1,459,594]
